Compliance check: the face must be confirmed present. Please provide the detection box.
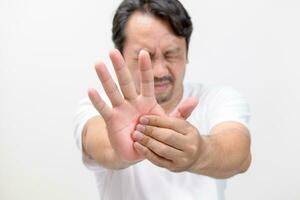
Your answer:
[123,12,187,110]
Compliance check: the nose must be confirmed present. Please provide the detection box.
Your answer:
[152,56,169,78]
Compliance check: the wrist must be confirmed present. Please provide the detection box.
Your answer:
[113,150,137,169]
[188,135,211,173]
[109,148,144,170]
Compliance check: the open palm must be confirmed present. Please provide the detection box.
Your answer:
[88,49,197,162]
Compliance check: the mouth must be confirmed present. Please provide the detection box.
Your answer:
[154,81,171,94]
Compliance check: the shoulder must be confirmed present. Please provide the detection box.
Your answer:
[183,82,243,102]
[183,82,250,130]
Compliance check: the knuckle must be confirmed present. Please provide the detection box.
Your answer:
[145,148,157,160]
[174,156,187,168]
[153,160,164,168]
[120,77,131,86]
[145,125,154,136]
[186,144,198,155]
[149,156,163,167]
[140,135,149,145]
[106,84,118,95]
[145,137,154,148]
[164,134,176,144]
[181,157,189,165]
[165,117,173,128]
[95,100,105,111]
[152,117,159,125]
[144,148,151,157]
[157,146,167,156]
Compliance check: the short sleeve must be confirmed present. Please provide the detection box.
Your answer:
[73,97,108,172]
[206,86,251,132]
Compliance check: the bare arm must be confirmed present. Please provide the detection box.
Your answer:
[83,116,133,170]
[188,121,251,179]
[131,115,251,179]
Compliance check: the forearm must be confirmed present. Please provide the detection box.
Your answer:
[188,122,251,179]
[83,116,133,170]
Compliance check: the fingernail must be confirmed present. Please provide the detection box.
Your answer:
[133,131,143,141]
[140,117,149,125]
[136,124,145,132]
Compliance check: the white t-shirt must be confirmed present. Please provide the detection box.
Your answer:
[73,82,250,200]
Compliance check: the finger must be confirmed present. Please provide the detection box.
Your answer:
[88,88,113,122]
[94,62,123,107]
[135,124,186,150]
[170,97,199,119]
[109,49,138,100]
[132,130,183,160]
[139,115,189,135]
[134,142,173,169]
[138,50,154,97]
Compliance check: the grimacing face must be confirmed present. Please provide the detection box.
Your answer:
[123,11,187,111]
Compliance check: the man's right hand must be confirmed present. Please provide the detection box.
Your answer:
[88,49,166,163]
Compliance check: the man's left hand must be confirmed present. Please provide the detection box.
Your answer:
[132,115,206,172]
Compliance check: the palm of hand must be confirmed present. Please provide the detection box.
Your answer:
[89,49,166,162]
[106,97,165,161]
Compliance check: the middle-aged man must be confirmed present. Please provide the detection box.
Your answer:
[73,0,251,199]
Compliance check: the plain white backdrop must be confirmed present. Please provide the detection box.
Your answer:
[1,0,299,199]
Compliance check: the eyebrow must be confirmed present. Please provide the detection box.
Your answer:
[165,47,181,54]
[134,47,181,56]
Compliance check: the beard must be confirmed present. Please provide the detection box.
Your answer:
[154,76,174,104]
[155,90,173,104]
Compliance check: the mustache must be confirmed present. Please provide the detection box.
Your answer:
[154,76,174,84]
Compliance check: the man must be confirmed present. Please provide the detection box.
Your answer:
[73,0,251,199]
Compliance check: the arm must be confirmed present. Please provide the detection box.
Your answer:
[82,116,133,170]
[132,116,251,179]
[188,121,251,179]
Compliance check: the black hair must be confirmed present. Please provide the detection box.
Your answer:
[112,0,193,54]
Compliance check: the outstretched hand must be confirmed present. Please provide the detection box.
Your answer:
[88,49,198,163]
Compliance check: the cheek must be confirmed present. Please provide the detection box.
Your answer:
[170,63,186,81]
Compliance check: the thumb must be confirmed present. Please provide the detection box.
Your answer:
[170,97,199,119]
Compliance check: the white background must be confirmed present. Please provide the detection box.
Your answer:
[1,0,299,199]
